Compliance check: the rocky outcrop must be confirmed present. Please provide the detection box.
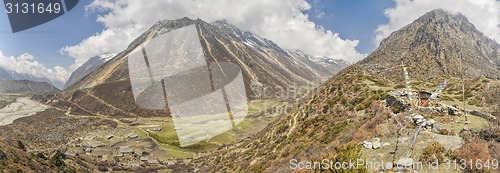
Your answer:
[362,138,390,150]
[0,79,60,94]
[359,9,500,81]
[0,149,6,160]
[64,54,115,88]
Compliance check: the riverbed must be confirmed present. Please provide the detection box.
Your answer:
[0,97,48,126]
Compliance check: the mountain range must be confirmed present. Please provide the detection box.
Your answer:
[63,54,116,88]
[2,9,499,173]
[0,65,62,93]
[186,9,500,172]
[36,17,349,118]
[0,79,59,94]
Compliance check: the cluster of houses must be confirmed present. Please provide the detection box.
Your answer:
[64,131,174,167]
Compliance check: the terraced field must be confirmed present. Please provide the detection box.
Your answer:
[68,99,281,162]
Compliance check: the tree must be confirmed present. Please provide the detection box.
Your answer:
[50,150,66,168]
[16,141,26,151]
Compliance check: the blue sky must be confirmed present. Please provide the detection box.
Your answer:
[0,0,393,70]
[306,0,394,54]
[0,0,103,68]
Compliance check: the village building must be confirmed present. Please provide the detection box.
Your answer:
[147,128,162,132]
[140,156,149,162]
[148,158,159,165]
[105,135,114,140]
[416,91,433,107]
[134,148,146,156]
[119,146,134,156]
[128,134,138,139]
[64,150,78,158]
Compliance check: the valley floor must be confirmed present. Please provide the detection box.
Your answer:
[0,95,283,171]
[0,96,48,126]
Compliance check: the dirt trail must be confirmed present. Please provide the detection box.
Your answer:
[287,112,299,137]
[0,97,48,126]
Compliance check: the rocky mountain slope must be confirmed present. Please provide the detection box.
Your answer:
[288,49,351,76]
[186,9,500,172]
[37,17,348,118]
[0,79,59,94]
[0,108,114,172]
[0,67,63,88]
[69,18,347,92]
[64,54,116,88]
[359,9,500,81]
[0,141,54,172]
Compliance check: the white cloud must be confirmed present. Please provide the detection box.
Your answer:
[375,0,500,46]
[0,51,69,83]
[61,0,366,67]
[316,12,325,19]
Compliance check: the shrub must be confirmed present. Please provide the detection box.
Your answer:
[468,99,478,106]
[463,90,474,99]
[391,105,403,114]
[479,126,500,142]
[329,143,367,173]
[438,129,454,136]
[98,166,109,172]
[420,142,452,164]
[50,150,66,168]
[0,149,6,160]
[440,95,452,101]
[17,141,26,151]
[36,152,47,160]
[454,142,492,172]
[394,84,405,89]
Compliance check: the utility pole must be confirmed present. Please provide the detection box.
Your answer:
[458,52,468,123]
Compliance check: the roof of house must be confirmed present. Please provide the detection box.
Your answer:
[148,159,159,164]
[119,146,133,153]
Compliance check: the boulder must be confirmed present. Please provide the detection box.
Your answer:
[398,137,410,142]
[448,106,458,116]
[396,157,414,167]
[0,149,6,160]
[413,114,424,122]
[420,107,434,114]
[362,141,373,149]
[420,121,427,127]
[432,123,446,131]
[430,133,465,151]
[386,94,407,113]
[426,119,436,126]
[460,127,471,135]
[435,106,443,113]
[372,139,381,149]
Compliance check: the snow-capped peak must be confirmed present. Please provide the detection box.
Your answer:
[99,53,117,61]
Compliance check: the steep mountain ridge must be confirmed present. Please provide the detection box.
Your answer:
[0,79,59,94]
[39,17,348,118]
[68,18,347,92]
[187,9,500,172]
[0,67,63,88]
[64,54,116,88]
[359,9,500,82]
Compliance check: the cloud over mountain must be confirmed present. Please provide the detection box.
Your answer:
[61,0,366,65]
[0,51,68,83]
